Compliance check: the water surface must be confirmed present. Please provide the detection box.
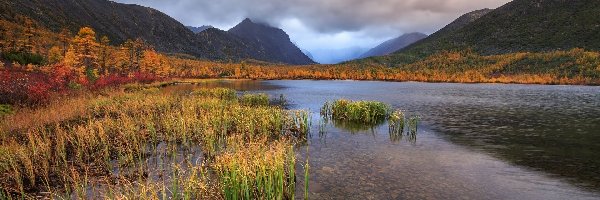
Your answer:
[180,80,600,199]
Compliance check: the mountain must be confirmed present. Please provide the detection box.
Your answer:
[397,0,600,58]
[228,18,315,65]
[187,25,213,33]
[359,32,427,58]
[0,0,313,64]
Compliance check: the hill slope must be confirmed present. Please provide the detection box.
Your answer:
[398,0,600,58]
[228,18,315,65]
[0,0,201,55]
[359,32,427,58]
[0,0,312,64]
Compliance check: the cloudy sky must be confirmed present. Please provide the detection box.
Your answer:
[114,0,510,63]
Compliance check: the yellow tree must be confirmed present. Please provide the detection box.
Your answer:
[98,36,113,75]
[140,49,171,77]
[64,27,100,81]
[47,46,63,64]
[58,28,71,56]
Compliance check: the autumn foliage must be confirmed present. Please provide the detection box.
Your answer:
[1,17,600,105]
[0,19,172,105]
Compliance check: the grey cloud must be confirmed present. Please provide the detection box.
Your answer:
[113,0,510,63]
[115,0,510,34]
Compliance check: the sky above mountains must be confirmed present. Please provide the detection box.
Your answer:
[113,0,511,63]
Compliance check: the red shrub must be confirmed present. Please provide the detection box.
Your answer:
[0,69,53,105]
[131,71,163,84]
[92,74,132,89]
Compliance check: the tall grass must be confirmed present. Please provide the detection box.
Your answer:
[0,86,309,199]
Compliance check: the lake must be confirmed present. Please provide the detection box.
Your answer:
[167,80,600,199]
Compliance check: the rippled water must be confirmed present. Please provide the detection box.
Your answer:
[171,80,600,199]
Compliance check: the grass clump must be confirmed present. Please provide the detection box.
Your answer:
[322,99,391,125]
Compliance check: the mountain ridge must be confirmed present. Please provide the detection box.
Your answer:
[395,0,600,58]
[228,18,315,65]
[359,32,427,59]
[0,0,313,64]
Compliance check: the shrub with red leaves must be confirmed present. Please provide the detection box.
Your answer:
[0,69,53,105]
[131,72,163,84]
[92,74,132,89]
[0,67,167,105]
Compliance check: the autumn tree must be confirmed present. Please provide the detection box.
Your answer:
[64,27,100,82]
[97,36,113,75]
[140,48,171,77]
[18,17,36,53]
[58,28,71,56]
[47,46,63,64]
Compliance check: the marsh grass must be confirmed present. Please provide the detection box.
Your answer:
[320,99,389,134]
[388,110,405,142]
[320,100,420,142]
[389,111,420,143]
[0,86,309,199]
[322,99,391,125]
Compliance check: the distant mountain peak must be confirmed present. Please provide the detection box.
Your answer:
[359,32,427,58]
[228,18,315,65]
[187,25,213,33]
[241,18,253,23]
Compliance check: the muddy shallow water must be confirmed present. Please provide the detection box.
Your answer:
[169,80,600,199]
